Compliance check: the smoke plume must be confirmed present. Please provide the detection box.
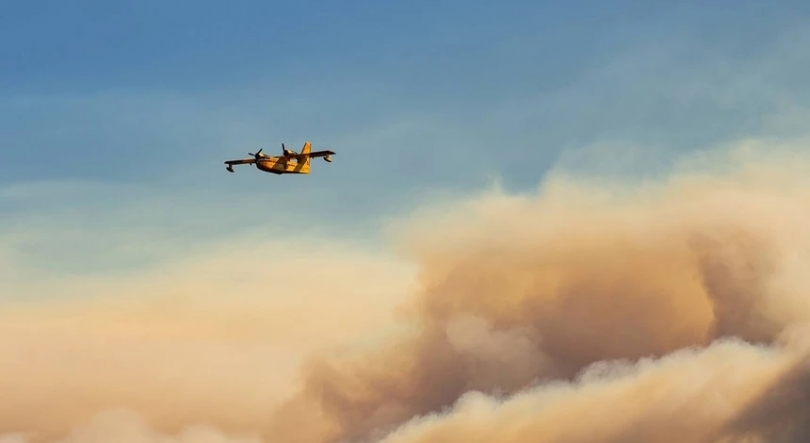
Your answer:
[5,140,810,442]
[266,141,810,443]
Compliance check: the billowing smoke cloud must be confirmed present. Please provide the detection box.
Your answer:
[0,240,417,442]
[5,139,810,442]
[265,141,810,443]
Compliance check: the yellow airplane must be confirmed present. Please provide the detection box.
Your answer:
[224,141,335,174]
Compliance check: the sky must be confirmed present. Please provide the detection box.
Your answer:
[5,2,810,443]
[3,2,809,191]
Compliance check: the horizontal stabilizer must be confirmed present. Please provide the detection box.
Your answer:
[299,150,335,158]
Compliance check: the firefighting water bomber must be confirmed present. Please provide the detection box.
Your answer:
[224,142,335,175]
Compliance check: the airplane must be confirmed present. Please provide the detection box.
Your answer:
[224,141,335,175]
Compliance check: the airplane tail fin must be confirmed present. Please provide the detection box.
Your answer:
[301,141,312,164]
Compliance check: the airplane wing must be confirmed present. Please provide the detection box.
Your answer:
[224,158,257,165]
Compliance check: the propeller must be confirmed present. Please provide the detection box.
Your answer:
[282,143,297,156]
[248,148,265,161]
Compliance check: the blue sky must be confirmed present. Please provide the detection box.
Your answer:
[2,0,810,276]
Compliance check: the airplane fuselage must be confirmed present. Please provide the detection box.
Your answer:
[255,156,311,174]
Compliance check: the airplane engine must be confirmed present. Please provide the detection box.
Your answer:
[249,148,267,159]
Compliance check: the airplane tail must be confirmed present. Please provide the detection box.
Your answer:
[301,141,312,164]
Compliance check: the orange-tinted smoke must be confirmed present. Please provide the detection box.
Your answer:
[5,142,810,443]
[266,144,810,443]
